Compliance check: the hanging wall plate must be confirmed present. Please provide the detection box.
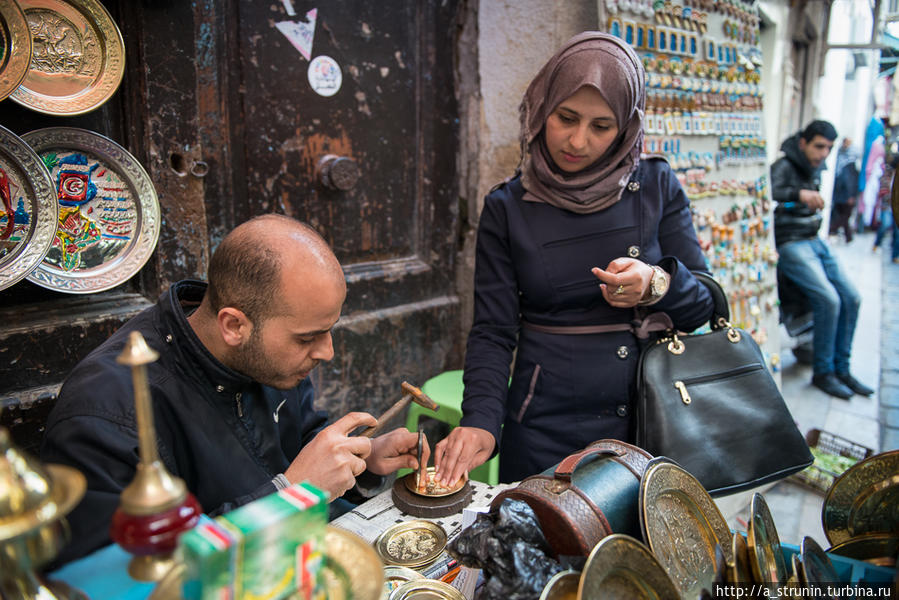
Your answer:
[0,0,32,102]
[0,124,57,291]
[10,0,124,115]
[22,127,160,293]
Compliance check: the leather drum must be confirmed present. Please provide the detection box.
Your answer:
[490,439,652,558]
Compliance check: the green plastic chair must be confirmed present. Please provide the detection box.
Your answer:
[404,370,500,485]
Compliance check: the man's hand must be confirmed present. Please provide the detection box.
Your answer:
[284,412,375,500]
[799,189,825,210]
[434,426,495,486]
[367,428,430,476]
[591,258,654,308]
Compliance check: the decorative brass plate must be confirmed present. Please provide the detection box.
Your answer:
[640,460,733,599]
[384,565,425,596]
[800,536,840,589]
[828,533,899,568]
[822,450,899,547]
[0,124,56,291]
[539,570,580,600]
[403,467,466,498]
[375,520,447,568]
[747,493,788,594]
[728,532,753,585]
[148,526,383,600]
[577,534,680,600]
[10,0,124,115]
[22,127,160,293]
[0,0,32,101]
[389,579,465,600]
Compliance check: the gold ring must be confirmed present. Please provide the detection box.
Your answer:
[614,285,625,295]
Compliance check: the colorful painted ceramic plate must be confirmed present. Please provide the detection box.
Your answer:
[822,450,899,546]
[577,534,680,599]
[10,0,124,115]
[0,124,57,291]
[640,460,733,599]
[375,520,447,568]
[21,127,160,293]
[0,0,32,101]
[747,493,788,595]
[404,466,466,498]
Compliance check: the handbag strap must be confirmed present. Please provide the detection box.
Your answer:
[692,271,730,331]
[553,447,624,483]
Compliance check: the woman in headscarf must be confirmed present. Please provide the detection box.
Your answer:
[434,32,714,484]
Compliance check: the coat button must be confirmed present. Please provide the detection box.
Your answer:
[617,345,629,359]
[165,334,173,343]
[627,181,640,192]
[616,405,628,417]
[627,245,640,258]
[216,385,225,393]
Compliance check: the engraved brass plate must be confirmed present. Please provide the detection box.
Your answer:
[375,520,447,568]
[822,450,899,547]
[539,570,580,600]
[747,492,788,594]
[22,127,160,293]
[0,0,31,101]
[403,466,465,498]
[10,0,124,115]
[640,460,733,599]
[389,579,466,600]
[727,532,753,585]
[0,124,56,291]
[800,536,840,588]
[828,533,899,568]
[578,534,680,600]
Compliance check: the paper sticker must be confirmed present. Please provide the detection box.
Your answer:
[275,8,317,61]
[308,55,342,97]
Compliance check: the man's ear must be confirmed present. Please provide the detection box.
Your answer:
[218,307,252,347]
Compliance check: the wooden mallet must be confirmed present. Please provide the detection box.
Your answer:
[358,381,439,438]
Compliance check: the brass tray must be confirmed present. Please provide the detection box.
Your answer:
[403,467,466,498]
[10,0,124,115]
[577,534,680,600]
[383,565,425,596]
[799,536,840,589]
[728,532,753,585]
[539,570,579,600]
[822,450,899,546]
[0,124,57,291]
[22,127,160,293]
[375,520,447,568]
[747,493,788,594]
[828,533,899,568]
[0,0,31,101]
[148,526,383,600]
[640,460,733,599]
[389,579,465,600]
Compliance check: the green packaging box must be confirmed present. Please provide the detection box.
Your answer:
[179,482,328,600]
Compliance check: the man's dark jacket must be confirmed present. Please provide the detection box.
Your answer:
[771,133,825,247]
[40,281,328,565]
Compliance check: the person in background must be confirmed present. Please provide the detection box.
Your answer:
[433,32,714,485]
[771,120,874,400]
[41,214,429,565]
[872,151,899,263]
[829,138,859,243]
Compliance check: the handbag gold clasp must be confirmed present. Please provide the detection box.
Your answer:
[674,380,692,404]
[667,334,685,355]
[727,327,741,343]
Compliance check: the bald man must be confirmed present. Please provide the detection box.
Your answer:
[41,215,428,565]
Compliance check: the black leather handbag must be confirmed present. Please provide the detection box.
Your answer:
[635,272,813,496]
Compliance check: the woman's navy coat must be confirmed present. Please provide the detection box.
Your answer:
[459,157,714,482]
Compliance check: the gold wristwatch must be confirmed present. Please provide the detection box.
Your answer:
[640,265,670,305]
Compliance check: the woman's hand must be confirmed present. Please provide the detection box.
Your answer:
[592,258,654,308]
[434,426,495,486]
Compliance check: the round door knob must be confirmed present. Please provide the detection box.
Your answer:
[317,154,361,191]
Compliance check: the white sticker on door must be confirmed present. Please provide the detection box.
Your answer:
[308,55,342,97]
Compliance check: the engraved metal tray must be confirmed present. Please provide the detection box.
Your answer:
[639,459,733,600]
[0,124,57,291]
[0,0,32,101]
[747,492,788,594]
[822,450,899,547]
[577,534,680,600]
[22,127,160,293]
[374,520,447,568]
[10,0,124,115]
[403,466,466,498]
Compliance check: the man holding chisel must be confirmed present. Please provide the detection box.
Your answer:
[41,215,431,565]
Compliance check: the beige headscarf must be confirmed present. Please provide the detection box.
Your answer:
[520,31,645,214]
